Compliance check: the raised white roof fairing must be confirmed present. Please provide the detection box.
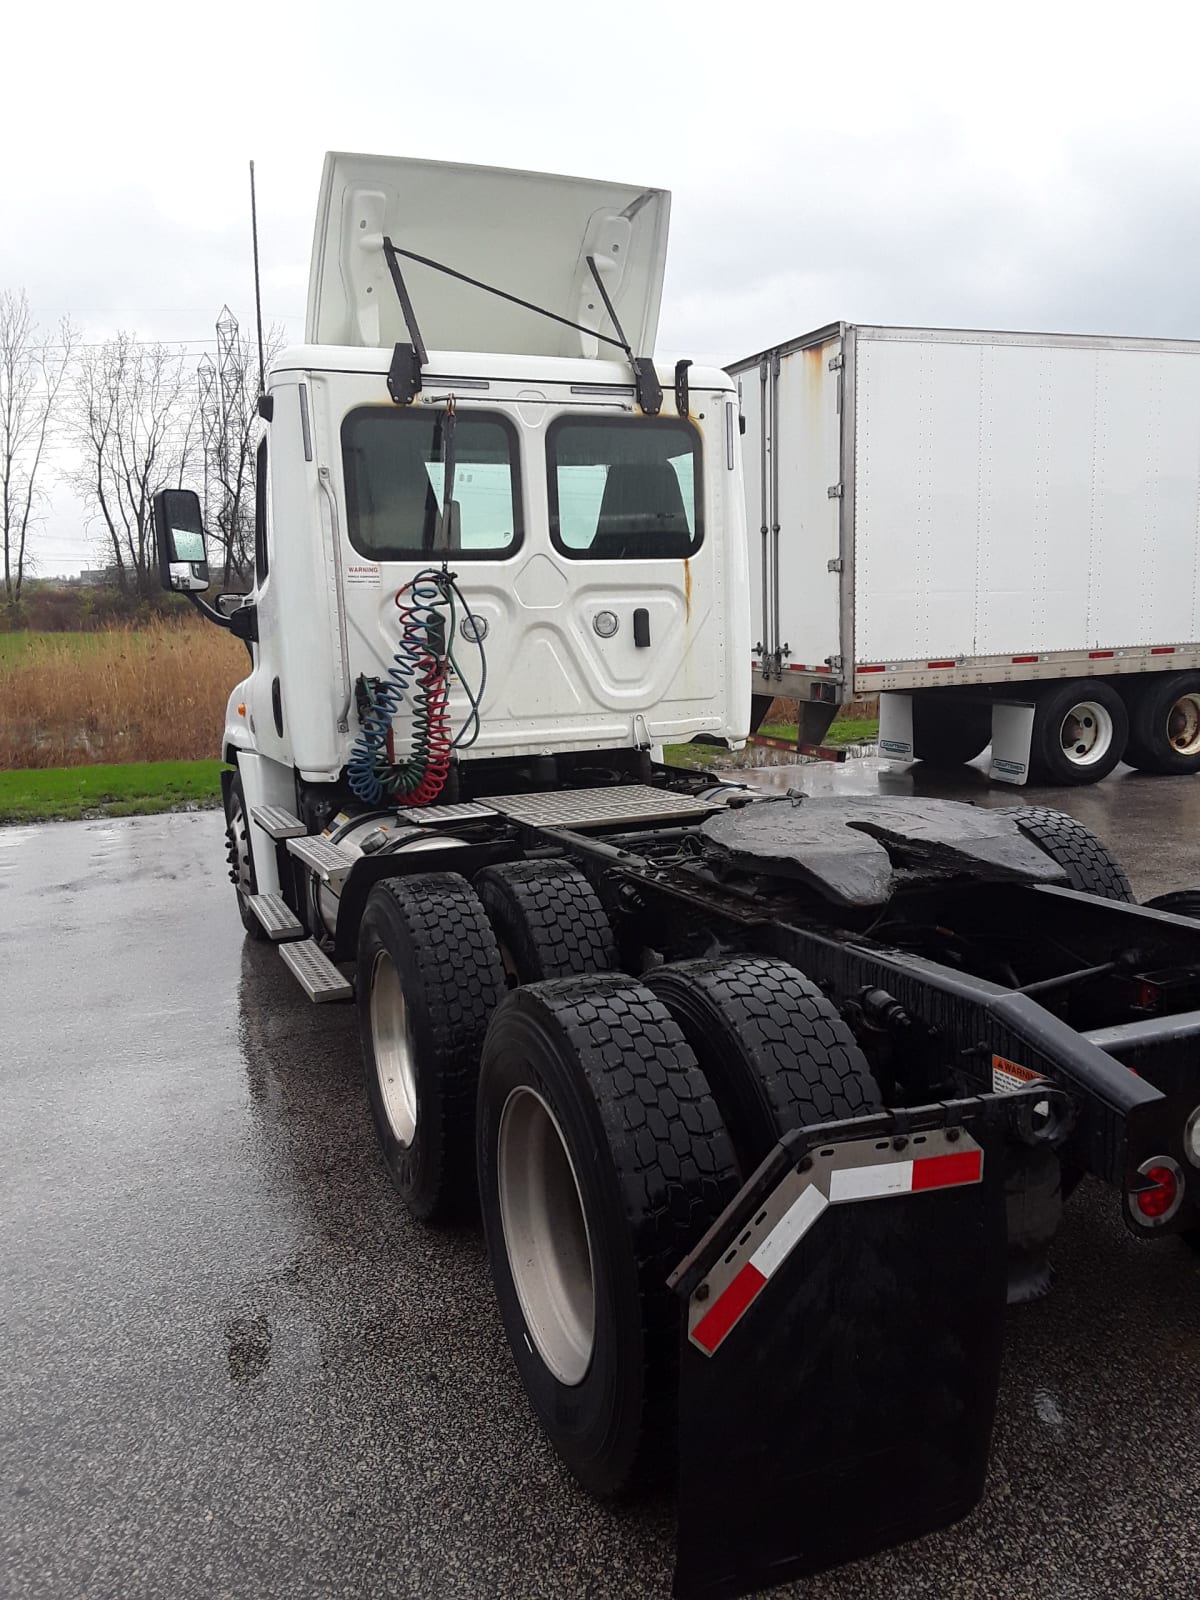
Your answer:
[306,153,670,361]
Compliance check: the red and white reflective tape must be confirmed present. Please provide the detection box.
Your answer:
[690,1146,983,1355]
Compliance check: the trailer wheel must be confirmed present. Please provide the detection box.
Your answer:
[477,976,739,1496]
[1122,672,1200,775]
[358,873,505,1220]
[474,861,617,985]
[1010,806,1135,902]
[1029,679,1128,785]
[647,956,882,1174]
[225,774,269,941]
[911,701,991,768]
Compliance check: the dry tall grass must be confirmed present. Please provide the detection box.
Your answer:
[0,620,247,769]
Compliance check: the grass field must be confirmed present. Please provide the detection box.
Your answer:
[662,712,878,770]
[0,761,226,824]
[0,621,246,770]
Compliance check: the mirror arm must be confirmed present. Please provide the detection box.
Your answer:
[186,590,233,630]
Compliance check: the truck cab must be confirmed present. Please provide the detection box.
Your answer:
[158,153,749,902]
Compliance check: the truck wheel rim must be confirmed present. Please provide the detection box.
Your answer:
[228,797,253,897]
[370,950,418,1146]
[1058,700,1113,767]
[1167,693,1200,756]
[497,1087,595,1386]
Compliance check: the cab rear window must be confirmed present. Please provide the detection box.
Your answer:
[546,417,702,560]
[341,407,522,560]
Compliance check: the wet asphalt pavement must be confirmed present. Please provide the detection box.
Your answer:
[3,762,1200,1599]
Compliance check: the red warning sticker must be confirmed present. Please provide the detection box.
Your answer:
[992,1055,1045,1094]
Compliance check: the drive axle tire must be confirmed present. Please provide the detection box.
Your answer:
[1122,672,1200,776]
[474,860,617,986]
[358,872,506,1221]
[647,956,882,1175]
[1010,806,1134,902]
[911,701,992,769]
[225,773,270,941]
[1029,679,1128,785]
[476,976,739,1497]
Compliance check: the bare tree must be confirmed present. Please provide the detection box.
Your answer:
[71,335,202,595]
[0,291,76,613]
[199,308,286,587]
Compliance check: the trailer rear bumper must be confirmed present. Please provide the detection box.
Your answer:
[668,1094,1037,1600]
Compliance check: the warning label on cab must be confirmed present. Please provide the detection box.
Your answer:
[346,563,381,587]
[992,1055,1046,1093]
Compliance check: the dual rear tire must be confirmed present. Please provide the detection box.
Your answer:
[356,864,878,1497]
[476,956,880,1495]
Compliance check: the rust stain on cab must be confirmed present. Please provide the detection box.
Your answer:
[683,556,692,622]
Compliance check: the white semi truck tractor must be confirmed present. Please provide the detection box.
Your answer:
[157,154,1200,1598]
[734,322,1200,785]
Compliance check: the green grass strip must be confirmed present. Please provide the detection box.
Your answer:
[0,760,226,823]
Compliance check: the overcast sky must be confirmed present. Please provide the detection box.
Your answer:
[4,0,1199,573]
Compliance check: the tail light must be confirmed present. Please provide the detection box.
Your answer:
[1127,1156,1184,1227]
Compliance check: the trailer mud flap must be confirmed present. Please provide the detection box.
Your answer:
[669,1114,1009,1600]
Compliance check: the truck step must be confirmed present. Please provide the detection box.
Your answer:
[279,939,353,1002]
[286,834,354,888]
[250,804,307,839]
[248,893,305,941]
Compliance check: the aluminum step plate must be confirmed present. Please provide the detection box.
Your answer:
[395,802,498,826]
[286,834,354,887]
[478,784,721,830]
[279,939,353,1002]
[250,805,307,839]
[248,893,305,941]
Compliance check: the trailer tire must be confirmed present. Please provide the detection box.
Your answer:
[225,774,269,941]
[911,701,991,768]
[1029,679,1128,785]
[477,976,739,1497]
[358,873,506,1221]
[474,861,617,985]
[1010,807,1135,902]
[647,956,882,1175]
[1122,672,1200,775]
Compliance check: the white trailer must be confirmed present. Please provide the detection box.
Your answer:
[732,323,1200,784]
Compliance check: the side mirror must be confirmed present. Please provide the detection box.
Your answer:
[153,488,210,593]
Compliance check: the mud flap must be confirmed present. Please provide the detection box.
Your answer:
[669,1103,1010,1600]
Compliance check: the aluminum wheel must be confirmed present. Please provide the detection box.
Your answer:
[370,949,418,1146]
[497,1086,595,1386]
[227,794,254,897]
[1058,699,1114,769]
[1167,692,1200,756]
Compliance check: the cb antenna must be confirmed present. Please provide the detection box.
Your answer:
[249,160,267,406]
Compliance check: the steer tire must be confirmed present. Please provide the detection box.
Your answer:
[1122,671,1200,775]
[647,955,882,1176]
[225,773,270,941]
[911,701,992,768]
[476,976,740,1497]
[1028,679,1128,786]
[1010,806,1135,902]
[358,872,506,1221]
[474,860,617,985]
